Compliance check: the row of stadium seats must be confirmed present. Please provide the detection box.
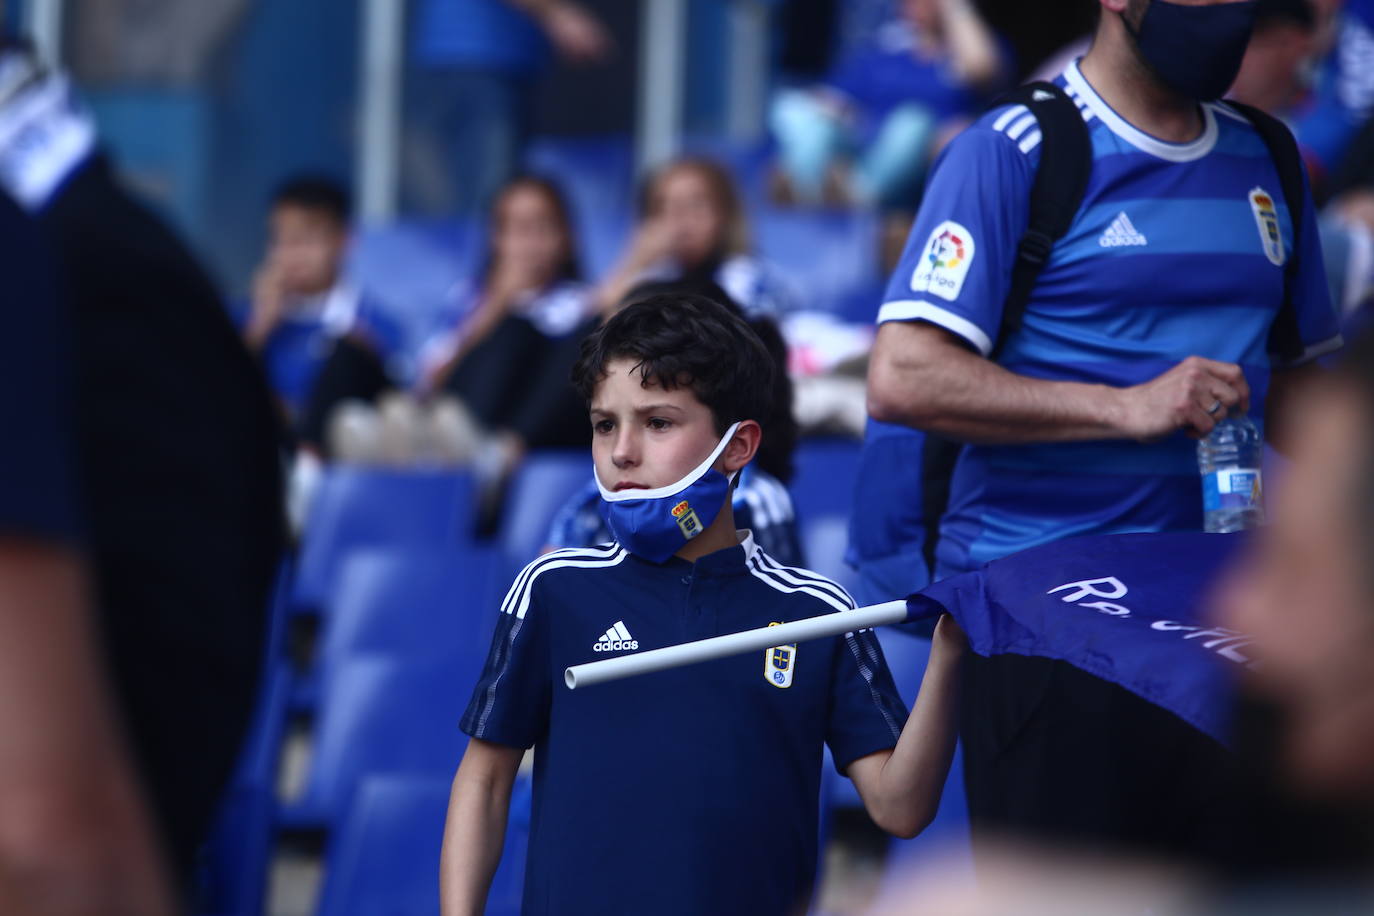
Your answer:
[197,438,966,915]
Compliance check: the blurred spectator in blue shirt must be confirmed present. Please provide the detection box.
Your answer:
[237,175,402,422]
[403,0,611,217]
[769,0,1008,210]
[1231,1,1374,332]
[1291,0,1374,185]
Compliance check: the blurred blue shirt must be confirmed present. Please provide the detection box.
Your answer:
[411,0,551,74]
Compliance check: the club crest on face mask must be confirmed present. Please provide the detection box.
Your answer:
[595,422,741,563]
[1123,0,1258,101]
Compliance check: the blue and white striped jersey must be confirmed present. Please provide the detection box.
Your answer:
[461,533,905,916]
[878,59,1342,577]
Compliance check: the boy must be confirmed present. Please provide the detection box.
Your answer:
[239,175,401,420]
[441,293,965,916]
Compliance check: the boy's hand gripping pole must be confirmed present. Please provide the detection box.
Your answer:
[564,599,910,690]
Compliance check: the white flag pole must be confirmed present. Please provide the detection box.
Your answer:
[564,600,909,690]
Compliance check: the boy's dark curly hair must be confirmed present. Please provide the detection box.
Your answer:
[571,293,776,443]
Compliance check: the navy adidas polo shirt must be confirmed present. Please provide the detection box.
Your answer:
[461,532,907,916]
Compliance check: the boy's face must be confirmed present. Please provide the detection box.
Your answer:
[267,204,347,297]
[590,357,726,492]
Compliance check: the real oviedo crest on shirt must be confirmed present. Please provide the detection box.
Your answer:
[764,622,797,689]
[1249,187,1286,267]
[911,220,975,302]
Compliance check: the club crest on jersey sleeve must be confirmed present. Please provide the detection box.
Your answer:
[1248,187,1286,267]
[911,220,976,302]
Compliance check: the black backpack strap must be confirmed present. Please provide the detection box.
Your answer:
[995,81,1093,352]
[1224,100,1307,365]
[917,83,1092,567]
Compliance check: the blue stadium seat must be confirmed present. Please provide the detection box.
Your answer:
[292,468,478,614]
[752,207,881,316]
[288,544,502,710]
[318,544,502,668]
[345,216,480,361]
[197,662,293,915]
[280,654,485,829]
[791,438,862,519]
[789,438,863,592]
[497,449,592,576]
[315,773,529,916]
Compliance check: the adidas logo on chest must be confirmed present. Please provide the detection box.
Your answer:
[592,620,639,653]
[1098,211,1148,248]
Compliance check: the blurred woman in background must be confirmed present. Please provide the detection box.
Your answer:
[297,175,595,509]
[596,156,800,319]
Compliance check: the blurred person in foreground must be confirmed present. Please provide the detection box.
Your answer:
[238,175,403,424]
[0,179,173,916]
[1220,328,1374,811]
[867,332,1374,916]
[0,39,284,905]
[770,0,1009,210]
[597,157,800,319]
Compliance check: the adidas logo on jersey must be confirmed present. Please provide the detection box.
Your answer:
[1098,212,1147,248]
[593,621,639,653]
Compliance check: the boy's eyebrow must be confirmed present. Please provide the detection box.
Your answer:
[587,403,687,417]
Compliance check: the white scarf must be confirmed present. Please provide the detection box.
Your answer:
[0,66,96,211]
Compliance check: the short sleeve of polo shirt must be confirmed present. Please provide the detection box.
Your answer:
[1272,165,1343,365]
[827,628,908,773]
[0,191,82,543]
[459,567,553,749]
[876,122,1035,356]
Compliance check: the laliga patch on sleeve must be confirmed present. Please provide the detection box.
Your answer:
[911,220,976,302]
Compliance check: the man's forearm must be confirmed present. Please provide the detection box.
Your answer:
[868,330,1124,444]
[868,321,1246,445]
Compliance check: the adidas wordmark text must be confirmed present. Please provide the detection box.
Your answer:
[1098,211,1148,248]
[593,620,639,653]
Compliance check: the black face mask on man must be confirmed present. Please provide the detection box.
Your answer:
[1122,0,1259,101]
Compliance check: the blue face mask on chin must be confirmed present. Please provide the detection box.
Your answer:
[1123,0,1258,101]
[595,422,741,564]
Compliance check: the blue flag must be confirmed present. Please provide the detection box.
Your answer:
[906,531,1251,745]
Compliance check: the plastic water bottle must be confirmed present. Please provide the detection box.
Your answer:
[1197,414,1264,533]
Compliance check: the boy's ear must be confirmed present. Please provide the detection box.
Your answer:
[720,420,762,474]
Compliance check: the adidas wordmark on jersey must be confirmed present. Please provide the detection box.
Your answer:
[593,620,639,652]
[1098,211,1148,248]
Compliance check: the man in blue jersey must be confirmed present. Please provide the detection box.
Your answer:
[440,294,967,916]
[867,0,1343,580]
[864,0,1344,857]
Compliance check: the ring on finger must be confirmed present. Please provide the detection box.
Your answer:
[1206,400,1223,416]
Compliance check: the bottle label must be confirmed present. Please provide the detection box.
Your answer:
[1203,467,1262,512]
